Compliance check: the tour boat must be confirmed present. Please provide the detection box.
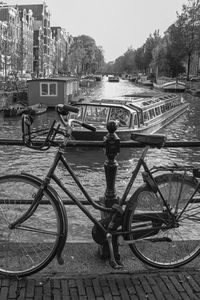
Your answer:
[67,93,189,141]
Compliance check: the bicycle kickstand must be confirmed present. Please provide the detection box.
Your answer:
[106,233,123,269]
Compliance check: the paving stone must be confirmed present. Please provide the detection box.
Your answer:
[2,269,200,300]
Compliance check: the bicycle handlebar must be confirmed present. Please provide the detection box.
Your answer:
[68,119,96,132]
[57,104,96,132]
[22,103,97,150]
[56,104,79,115]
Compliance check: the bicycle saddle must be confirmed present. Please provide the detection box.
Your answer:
[131,133,166,148]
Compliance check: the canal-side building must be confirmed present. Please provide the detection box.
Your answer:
[0,19,8,79]
[18,8,34,75]
[51,26,67,75]
[18,3,52,77]
[0,4,21,78]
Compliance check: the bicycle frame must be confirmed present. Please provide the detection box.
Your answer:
[11,143,173,237]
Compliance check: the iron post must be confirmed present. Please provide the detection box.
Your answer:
[98,121,121,260]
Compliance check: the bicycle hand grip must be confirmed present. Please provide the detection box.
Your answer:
[82,122,96,132]
[56,104,79,115]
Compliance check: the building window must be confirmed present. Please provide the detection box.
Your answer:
[40,82,57,96]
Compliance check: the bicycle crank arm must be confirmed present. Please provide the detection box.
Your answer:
[106,233,123,270]
[118,235,172,245]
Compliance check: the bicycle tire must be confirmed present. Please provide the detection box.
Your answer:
[0,174,67,277]
[123,172,200,268]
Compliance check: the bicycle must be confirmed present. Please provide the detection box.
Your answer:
[0,103,200,277]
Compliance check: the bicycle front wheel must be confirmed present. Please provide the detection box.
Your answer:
[0,174,66,277]
[123,173,200,268]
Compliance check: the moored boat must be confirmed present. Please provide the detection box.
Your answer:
[3,102,27,117]
[79,76,96,87]
[24,103,47,115]
[93,74,103,81]
[108,75,119,82]
[67,93,189,141]
[153,78,186,93]
[136,75,153,87]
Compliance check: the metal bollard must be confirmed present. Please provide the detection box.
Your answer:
[98,121,121,260]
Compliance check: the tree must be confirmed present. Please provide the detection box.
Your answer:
[68,35,104,75]
[134,47,146,72]
[168,0,200,80]
[151,39,170,78]
[143,30,161,73]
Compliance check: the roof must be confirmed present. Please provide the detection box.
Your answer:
[28,77,79,83]
[76,93,180,112]
[74,98,140,113]
[18,4,43,20]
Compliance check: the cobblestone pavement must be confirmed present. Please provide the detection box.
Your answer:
[1,269,200,299]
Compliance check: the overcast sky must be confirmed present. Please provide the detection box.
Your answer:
[7,0,187,62]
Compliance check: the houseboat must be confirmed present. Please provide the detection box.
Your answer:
[67,93,189,141]
[27,77,80,107]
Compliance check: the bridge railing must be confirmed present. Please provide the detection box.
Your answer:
[1,138,200,205]
[1,138,200,148]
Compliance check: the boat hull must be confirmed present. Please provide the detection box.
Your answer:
[24,103,47,115]
[3,102,27,117]
[108,76,119,82]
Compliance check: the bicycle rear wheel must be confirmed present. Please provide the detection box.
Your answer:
[123,173,200,268]
[0,174,66,277]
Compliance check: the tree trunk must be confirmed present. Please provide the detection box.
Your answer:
[187,53,191,81]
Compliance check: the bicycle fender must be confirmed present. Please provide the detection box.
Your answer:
[20,172,68,257]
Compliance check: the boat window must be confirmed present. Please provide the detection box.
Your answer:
[40,82,57,96]
[85,106,109,123]
[155,107,161,116]
[161,105,165,113]
[70,106,85,121]
[133,113,139,128]
[165,103,171,111]
[143,111,149,122]
[110,107,130,127]
[138,112,143,126]
[149,109,156,119]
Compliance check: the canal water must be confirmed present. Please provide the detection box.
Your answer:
[0,76,200,242]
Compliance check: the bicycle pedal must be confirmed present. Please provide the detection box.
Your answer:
[109,259,123,269]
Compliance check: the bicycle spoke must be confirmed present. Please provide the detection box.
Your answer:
[0,175,64,277]
[16,225,59,236]
[124,173,200,268]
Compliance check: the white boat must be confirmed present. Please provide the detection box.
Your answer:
[108,75,119,82]
[153,78,186,93]
[67,93,189,141]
